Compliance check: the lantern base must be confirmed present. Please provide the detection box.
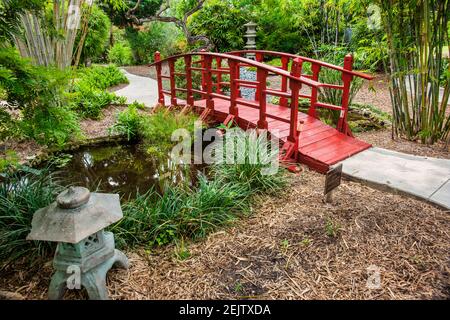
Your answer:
[48,233,129,300]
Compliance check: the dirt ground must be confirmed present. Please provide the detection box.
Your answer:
[1,170,448,300]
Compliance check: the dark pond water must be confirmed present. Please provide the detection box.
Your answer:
[47,142,204,199]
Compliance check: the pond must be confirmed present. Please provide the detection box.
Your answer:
[46,142,205,199]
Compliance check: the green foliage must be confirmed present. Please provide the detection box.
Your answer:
[211,130,287,195]
[325,217,341,238]
[0,108,21,141]
[0,48,82,146]
[130,101,146,110]
[256,0,311,54]
[108,42,133,66]
[76,64,128,90]
[0,168,62,267]
[75,4,112,64]
[189,0,249,52]
[377,0,450,143]
[111,106,199,156]
[109,104,143,140]
[125,23,184,64]
[139,108,199,156]
[20,104,82,147]
[0,48,66,110]
[0,150,19,172]
[112,174,252,248]
[174,239,191,260]
[0,0,44,45]
[70,65,128,119]
[105,0,162,27]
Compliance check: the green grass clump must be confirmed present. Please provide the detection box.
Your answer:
[0,168,62,267]
[212,131,287,195]
[112,174,252,248]
[109,104,143,141]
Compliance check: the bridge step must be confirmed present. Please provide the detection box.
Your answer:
[191,98,371,173]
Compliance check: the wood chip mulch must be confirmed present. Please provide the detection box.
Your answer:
[356,129,450,159]
[1,170,448,300]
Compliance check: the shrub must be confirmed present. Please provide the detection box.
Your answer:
[188,0,249,52]
[108,43,133,66]
[70,65,128,119]
[20,105,82,147]
[0,48,82,146]
[109,104,143,140]
[110,106,199,153]
[76,64,128,90]
[70,83,122,119]
[0,168,63,267]
[125,23,184,64]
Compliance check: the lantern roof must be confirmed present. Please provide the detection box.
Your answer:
[27,187,123,244]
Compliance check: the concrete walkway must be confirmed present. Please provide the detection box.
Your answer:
[338,147,450,210]
[115,70,159,107]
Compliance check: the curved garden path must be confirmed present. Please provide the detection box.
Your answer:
[115,69,160,107]
[119,69,450,210]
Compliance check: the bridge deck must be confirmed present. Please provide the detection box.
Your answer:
[192,98,372,173]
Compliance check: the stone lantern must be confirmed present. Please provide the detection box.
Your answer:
[27,187,129,300]
[243,22,257,60]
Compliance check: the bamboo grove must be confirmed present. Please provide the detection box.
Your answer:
[378,0,450,144]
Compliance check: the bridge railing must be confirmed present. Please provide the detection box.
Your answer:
[227,50,374,136]
[150,51,323,155]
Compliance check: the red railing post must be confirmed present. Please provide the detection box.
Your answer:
[228,59,239,118]
[257,68,268,130]
[280,56,289,107]
[203,54,214,111]
[168,58,177,106]
[255,53,264,102]
[200,49,207,100]
[308,63,321,118]
[184,55,194,106]
[338,54,354,136]
[288,58,303,144]
[216,57,223,94]
[154,51,165,106]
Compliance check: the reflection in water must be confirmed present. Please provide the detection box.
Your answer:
[49,143,203,199]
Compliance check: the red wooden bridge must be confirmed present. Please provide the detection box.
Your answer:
[150,50,374,173]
